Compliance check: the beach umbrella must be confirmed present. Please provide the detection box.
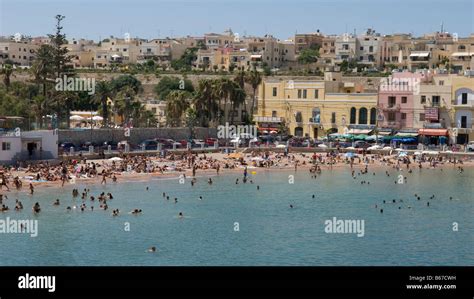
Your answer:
[318,144,328,148]
[346,146,356,150]
[109,157,123,161]
[251,157,264,161]
[398,151,408,157]
[382,146,392,150]
[395,148,403,151]
[345,152,356,158]
[262,130,268,134]
[414,151,422,155]
[270,130,277,134]
[354,134,367,140]
[92,115,104,121]
[70,115,84,121]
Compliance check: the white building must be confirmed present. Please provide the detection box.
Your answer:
[0,130,58,164]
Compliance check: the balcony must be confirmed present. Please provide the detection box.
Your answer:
[380,104,401,111]
[308,117,321,125]
[254,116,284,123]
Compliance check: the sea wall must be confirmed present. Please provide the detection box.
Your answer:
[58,127,217,145]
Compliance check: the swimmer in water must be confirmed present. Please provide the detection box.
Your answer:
[53,199,60,206]
[178,212,184,218]
[257,185,260,190]
[199,196,202,200]
[208,178,213,185]
[148,246,157,253]
[174,198,178,203]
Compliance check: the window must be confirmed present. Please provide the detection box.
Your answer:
[151,108,157,113]
[297,89,302,99]
[419,113,425,121]
[272,87,277,97]
[331,112,336,124]
[272,111,277,117]
[302,89,307,99]
[350,107,356,124]
[295,112,303,123]
[388,96,396,107]
[370,108,376,125]
[461,93,468,105]
[401,113,406,120]
[421,95,426,104]
[461,116,467,128]
[1,142,11,151]
[439,80,444,86]
[388,112,396,122]
[432,96,440,107]
[359,107,368,124]
[360,47,363,51]
[401,96,407,104]
[314,89,319,99]
[369,46,373,52]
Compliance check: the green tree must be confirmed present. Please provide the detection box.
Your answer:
[297,48,320,64]
[94,81,113,126]
[245,69,262,119]
[154,76,194,100]
[165,90,191,126]
[0,64,14,91]
[193,79,219,126]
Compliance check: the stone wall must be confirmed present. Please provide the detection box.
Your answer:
[59,127,217,145]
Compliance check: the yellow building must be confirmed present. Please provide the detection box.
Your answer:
[255,77,378,138]
[451,75,474,143]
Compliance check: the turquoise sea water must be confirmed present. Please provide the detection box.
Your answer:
[0,167,473,266]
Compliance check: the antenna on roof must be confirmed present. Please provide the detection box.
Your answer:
[440,21,444,33]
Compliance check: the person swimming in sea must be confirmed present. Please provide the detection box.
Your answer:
[32,202,41,213]
[131,209,142,215]
[178,212,184,218]
[53,199,60,206]
[148,246,157,253]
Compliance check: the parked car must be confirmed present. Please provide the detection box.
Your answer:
[139,139,159,150]
[100,141,118,150]
[205,138,221,147]
[230,133,258,147]
[59,142,76,151]
[79,141,99,151]
[467,141,474,152]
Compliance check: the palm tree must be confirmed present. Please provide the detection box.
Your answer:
[1,64,14,91]
[245,69,262,119]
[193,79,218,126]
[115,86,136,126]
[166,90,191,126]
[213,78,235,124]
[30,45,54,97]
[94,81,113,126]
[229,83,246,125]
[31,95,50,129]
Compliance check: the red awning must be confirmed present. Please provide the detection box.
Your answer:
[418,129,448,136]
[258,127,278,131]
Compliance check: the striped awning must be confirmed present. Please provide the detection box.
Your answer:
[418,129,448,136]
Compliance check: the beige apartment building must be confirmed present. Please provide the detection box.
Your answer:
[0,38,38,66]
[294,31,324,54]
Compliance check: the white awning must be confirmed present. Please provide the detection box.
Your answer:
[250,54,262,59]
[410,52,430,57]
[451,52,473,57]
[347,129,372,134]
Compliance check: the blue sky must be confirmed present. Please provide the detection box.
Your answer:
[0,0,473,41]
